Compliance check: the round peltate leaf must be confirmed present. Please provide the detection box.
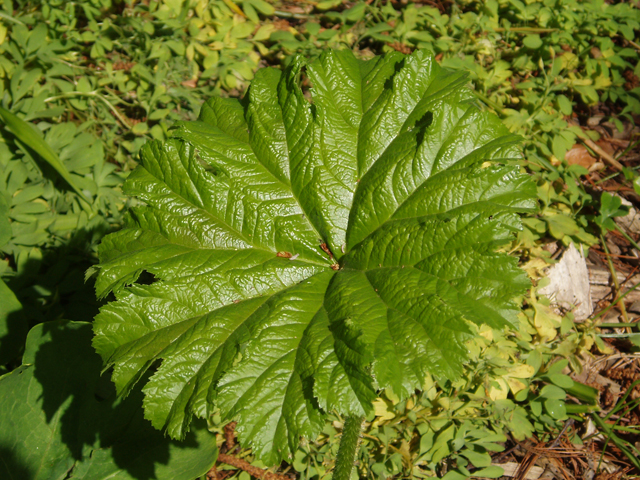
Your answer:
[93,49,536,465]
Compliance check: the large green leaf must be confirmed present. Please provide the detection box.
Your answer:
[0,321,217,480]
[93,49,536,465]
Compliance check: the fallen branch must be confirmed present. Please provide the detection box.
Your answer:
[207,421,292,480]
[582,137,625,171]
[213,454,292,480]
[223,422,237,452]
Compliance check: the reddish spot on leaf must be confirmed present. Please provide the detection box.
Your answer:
[276,251,292,258]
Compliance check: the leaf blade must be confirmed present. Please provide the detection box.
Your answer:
[93,49,537,465]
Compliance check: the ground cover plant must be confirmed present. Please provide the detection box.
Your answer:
[0,0,639,479]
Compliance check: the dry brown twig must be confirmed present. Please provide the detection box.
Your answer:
[582,137,625,171]
[223,422,237,453]
[207,422,292,480]
[216,454,291,480]
[513,420,577,480]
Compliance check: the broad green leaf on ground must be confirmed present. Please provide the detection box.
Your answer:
[0,321,217,480]
[93,49,536,465]
[0,278,28,365]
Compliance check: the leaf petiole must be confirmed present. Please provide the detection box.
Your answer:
[333,416,364,480]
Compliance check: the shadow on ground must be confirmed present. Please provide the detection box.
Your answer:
[0,321,215,480]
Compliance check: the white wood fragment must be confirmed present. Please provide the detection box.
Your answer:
[494,462,544,479]
[615,196,640,234]
[538,243,592,321]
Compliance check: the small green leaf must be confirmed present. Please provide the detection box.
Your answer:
[547,374,574,389]
[600,192,628,220]
[76,76,93,94]
[132,121,149,135]
[544,214,581,239]
[523,35,542,49]
[544,399,567,419]
[231,22,255,39]
[149,108,170,121]
[556,95,573,116]
[539,385,566,400]
[473,466,505,478]
[529,399,542,416]
[245,0,275,15]
[460,448,492,468]
[526,350,543,374]
[343,3,366,22]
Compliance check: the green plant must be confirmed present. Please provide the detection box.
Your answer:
[327,0,640,247]
[0,111,125,345]
[91,48,536,475]
[0,0,268,165]
[0,320,218,479]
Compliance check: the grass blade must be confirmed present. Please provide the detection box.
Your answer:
[591,413,640,471]
[0,106,89,203]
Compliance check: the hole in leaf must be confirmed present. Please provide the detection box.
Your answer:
[136,271,157,286]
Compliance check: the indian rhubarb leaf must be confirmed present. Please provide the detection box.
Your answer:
[92,49,536,465]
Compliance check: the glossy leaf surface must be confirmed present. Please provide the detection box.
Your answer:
[93,50,536,464]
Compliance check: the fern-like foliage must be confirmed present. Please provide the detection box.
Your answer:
[93,49,536,465]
